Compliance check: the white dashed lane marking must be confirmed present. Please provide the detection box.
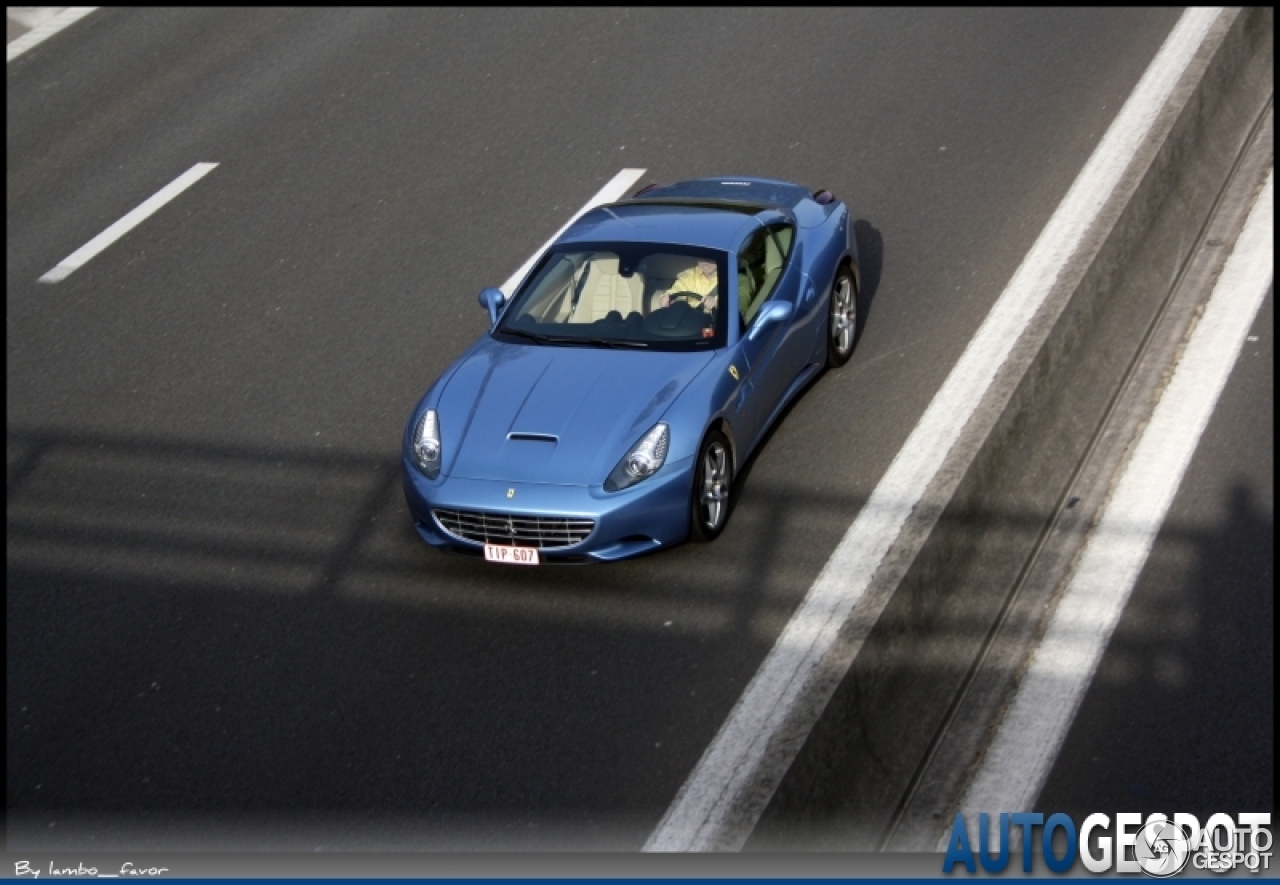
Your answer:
[7,6,97,62]
[500,168,647,295]
[37,162,219,284]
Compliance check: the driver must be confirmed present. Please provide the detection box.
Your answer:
[658,260,718,312]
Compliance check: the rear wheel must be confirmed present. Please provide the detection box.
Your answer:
[689,430,733,542]
[826,265,859,367]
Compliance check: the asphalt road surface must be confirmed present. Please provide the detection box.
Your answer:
[1038,291,1274,820]
[8,7,1201,849]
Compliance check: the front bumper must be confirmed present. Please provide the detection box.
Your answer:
[402,456,695,562]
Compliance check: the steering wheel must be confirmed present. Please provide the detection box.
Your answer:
[665,285,719,310]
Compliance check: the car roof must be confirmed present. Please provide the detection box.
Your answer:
[557,202,767,252]
[632,176,814,209]
[556,176,836,249]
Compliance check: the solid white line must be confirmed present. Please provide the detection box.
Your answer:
[38,162,219,284]
[644,7,1225,852]
[500,168,648,295]
[7,7,98,63]
[952,168,1273,834]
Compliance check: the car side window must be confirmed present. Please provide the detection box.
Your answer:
[738,222,795,328]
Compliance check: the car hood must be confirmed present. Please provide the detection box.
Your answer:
[439,339,713,485]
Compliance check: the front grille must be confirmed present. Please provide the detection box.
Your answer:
[431,508,595,550]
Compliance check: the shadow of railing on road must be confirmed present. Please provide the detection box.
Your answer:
[7,414,1255,847]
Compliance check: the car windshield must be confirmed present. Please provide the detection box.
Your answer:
[494,243,728,351]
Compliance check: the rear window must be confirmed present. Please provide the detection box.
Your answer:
[635,179,809,208]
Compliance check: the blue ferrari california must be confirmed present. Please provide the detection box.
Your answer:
[402,177,860,563]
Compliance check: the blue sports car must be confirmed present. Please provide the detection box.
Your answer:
[402,177,860,563]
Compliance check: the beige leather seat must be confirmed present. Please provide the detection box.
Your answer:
[759,227,790,299]
[743,227,793,323]
[568,256,644,323]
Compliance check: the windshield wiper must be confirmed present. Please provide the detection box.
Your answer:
[583,338,650,349]
[503,329,649,349]
[500,328,552,344]
[540,335,649,349]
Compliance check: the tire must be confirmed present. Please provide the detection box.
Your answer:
[826,264,859,368]
[689,430,733,542]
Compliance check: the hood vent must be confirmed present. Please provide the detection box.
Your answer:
[507,432,558,443]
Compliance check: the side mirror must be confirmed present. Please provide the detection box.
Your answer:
[478,287,506,326]
[747,300,793,341]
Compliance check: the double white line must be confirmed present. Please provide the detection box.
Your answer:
[954,167,1272,839]
[645,6,1233,852]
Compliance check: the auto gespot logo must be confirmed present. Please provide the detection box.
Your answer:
[943,811,1272,876]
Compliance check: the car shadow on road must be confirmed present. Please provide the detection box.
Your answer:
[731,217,884,510]
[852,218,884,351]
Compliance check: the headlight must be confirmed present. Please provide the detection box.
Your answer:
[605,423,669,492]
[412,409,442,478]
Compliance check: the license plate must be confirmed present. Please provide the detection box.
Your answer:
[483,544,540,565]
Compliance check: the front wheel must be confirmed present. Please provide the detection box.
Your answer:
[689,430,733,542]
[826,265,859,367]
